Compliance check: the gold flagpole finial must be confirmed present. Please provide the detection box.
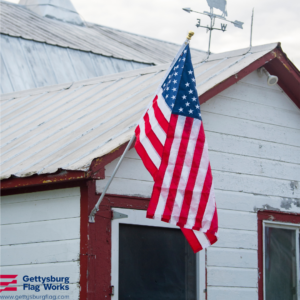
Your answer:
[186,31,194,40]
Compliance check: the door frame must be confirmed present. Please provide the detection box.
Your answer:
[111,207,206,300]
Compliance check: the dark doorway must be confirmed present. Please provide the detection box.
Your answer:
[119,224,197,300]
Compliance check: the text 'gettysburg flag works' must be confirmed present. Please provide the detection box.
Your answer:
[135,43,218,252]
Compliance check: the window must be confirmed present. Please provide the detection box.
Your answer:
[111,208,205,300]
[263,220,300,300]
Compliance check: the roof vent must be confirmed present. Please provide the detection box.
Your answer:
[19,0,85,26]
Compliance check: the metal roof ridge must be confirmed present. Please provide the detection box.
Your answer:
[204,42,279,62]
[88,22,205,52]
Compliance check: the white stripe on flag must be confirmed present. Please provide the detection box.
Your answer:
[185,142,209,228]
[138,120,161,168]
[154,115,186,219]
[193,230,211,248]
[201,183,216,232]
[157,90,171,122]
[170,118,201,224]
[147,105,166,145]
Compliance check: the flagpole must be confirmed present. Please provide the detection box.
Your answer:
[88,31,195,223]
[89,135,135,223]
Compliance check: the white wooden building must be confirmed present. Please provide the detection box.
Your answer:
[1,1,300,300]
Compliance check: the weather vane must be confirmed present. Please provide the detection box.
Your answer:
[183,0,245,54]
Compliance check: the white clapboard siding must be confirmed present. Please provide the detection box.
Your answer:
[239,72,281,91]
[1,218,80,245]
[97,176,154,197]
[216,228,257,250]
[206,131,300,165]
[1,194,80,225]
[2,237,80,266]
[208,287,258,300]
[207,248,257,269]
[213,171,300,198]
[202,111,300,148]
[1,261,80,284]
[215,190,300,214]
[207,266,257,287]
[202,95,300,130]
[209,151,299,181]
[220,81,298,111]
[96,70,299,299]
[217,209,257,231]
[0,187,80,300]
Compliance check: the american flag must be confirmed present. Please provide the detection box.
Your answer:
[135,43,218,252]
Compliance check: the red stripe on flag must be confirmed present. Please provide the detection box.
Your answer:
[162,117,193,223]
[176,122,205,227]
[207,206,218,236]
[0,276,17,279]
[153,96,169,133]
[181,228,203,253]
[193,164,213,231]
[205,232,218,246]
[135,126,158,179]
[143,112,164,157]
[147,114,178,218]
[0,280,17,286]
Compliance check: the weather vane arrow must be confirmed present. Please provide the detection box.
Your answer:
[183,0,245,55]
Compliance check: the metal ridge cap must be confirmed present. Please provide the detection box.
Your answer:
[205,42,279,61]
[87,22,206,53]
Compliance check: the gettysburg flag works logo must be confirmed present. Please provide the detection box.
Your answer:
[0,275,17,293]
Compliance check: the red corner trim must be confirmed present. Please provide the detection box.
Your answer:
[265,48,300,109]
[80,183,89,300]
[1,170,88,190]
[198,50,278,104]
[257,210,300,300]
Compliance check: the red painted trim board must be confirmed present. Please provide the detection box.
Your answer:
[80,183,89,300]
[1,170,88,190]
[257,210,300,300]
[87,190,150,300]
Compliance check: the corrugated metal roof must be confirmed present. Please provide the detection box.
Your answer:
[0,35,149,94]
[0,1,204,65]
[0,43,278,180]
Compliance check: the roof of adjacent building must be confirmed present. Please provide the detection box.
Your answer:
[2,42,299,181]
[0,1,204,65]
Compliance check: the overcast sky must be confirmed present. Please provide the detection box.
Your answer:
[9,0,300,68]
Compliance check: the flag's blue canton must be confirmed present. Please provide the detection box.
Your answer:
[162,45,201,120]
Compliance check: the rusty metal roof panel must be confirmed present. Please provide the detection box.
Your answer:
[0,43,278,180]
